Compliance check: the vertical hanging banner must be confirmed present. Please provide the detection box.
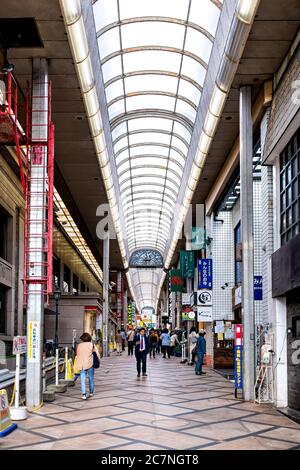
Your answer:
[170,269,184,292]
[127,303,133,326]
[180,250,195,278]
[191,227,206,250]
[117,272,122,327]
[198,259,213,289]
[234,324,243,390]
[132,302,136,325]
[28,321,40,363]
[254,275,263,300]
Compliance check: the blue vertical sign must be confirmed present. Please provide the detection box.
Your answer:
[254,276,263,300]
[198,259,213,289]
[234,345,243,389]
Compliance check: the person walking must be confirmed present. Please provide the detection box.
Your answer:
[156,330,162,355]
[134,327,148,377]
[161,328,171,358]
[148,330,158,358]
[75,332,100,399]
[121,328,126,351]
[116,330,123,355]
[127,328,135,356]
[189,326,198,365]
[195,329,206,376]
[170,330,179,356]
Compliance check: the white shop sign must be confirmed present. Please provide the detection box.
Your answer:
[197,307,213,322]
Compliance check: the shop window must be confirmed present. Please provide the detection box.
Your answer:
[0,285,7,335]
[52,255,60,289]
[63,264,71,293]
[73,274,79,293]
[234,222,242,285]
[280,128,300,245]
[0,208,9,261]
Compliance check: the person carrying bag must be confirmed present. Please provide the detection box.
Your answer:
[76,332,100,399]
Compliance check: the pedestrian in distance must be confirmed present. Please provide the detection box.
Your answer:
[127,327,135,356]
[161,328,171,358]
[134,327,149,377]
[195,329,206,376]
[76,332,100,400]
[170,330,180,356]
[189,326,198,365]
[148,330,158,358]
[116,330,123,355]
[121,328,126,351]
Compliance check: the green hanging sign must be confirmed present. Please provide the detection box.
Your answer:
[170,269,184,292]
[191,227,206,250]
[180,250,195,279]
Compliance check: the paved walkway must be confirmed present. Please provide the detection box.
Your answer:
[2,353,300,450]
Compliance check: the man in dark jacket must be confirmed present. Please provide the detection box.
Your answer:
[134,328,149,377]
[195,329,206,375]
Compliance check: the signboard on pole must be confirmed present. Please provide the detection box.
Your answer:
[254,275,263,300]
[13,336,27,355]
[234,324,243,390]
[180,250,194,278]
[182,309,195,321]
[198,259,213,289]
[197,290,213,306]
[191,227,206,250]
[28,321,40,363]
[197,307,213,322]
[182,293,191,306]
[170,269,184,292]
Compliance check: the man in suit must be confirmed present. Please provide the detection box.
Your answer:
[134,327,148,377]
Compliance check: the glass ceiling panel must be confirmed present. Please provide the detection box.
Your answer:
[111,122,127,141]
[93,0,222,310]
[105,79,124,104]
[123,50,182,74]
[184,27,212,64]
[121,22,185,50]
[108,99,125,120]
[102,56,122,84]
[181,56,207,86]
[175,99,197,123]
[118,0,189,20]
[94,0,118,32]
[189,0,220,37]
[124,74,178,95]
[178,79,201,106]
[125,95,176,113]
[128,117,173,133]
[129,132,171,146]
[98,28,120,58]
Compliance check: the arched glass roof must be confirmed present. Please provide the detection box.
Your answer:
[93,0,222,310]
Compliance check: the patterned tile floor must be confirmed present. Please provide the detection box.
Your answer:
[2,353,300,450]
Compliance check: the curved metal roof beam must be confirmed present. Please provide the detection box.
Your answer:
[113,129,190,148]
[117,154,185,173]
[115,142,187,161]
[111,109,194,132]
[105,70,203,93]
[122,189,177,205]
[97,17,214,42]
[107,91,198,112]
[101,46,208,72]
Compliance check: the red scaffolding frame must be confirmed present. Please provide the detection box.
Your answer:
[0,71,54,306]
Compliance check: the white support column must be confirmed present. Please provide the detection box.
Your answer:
[103,232,109,357]
[240,86,255,401]
[26,58,49,408]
